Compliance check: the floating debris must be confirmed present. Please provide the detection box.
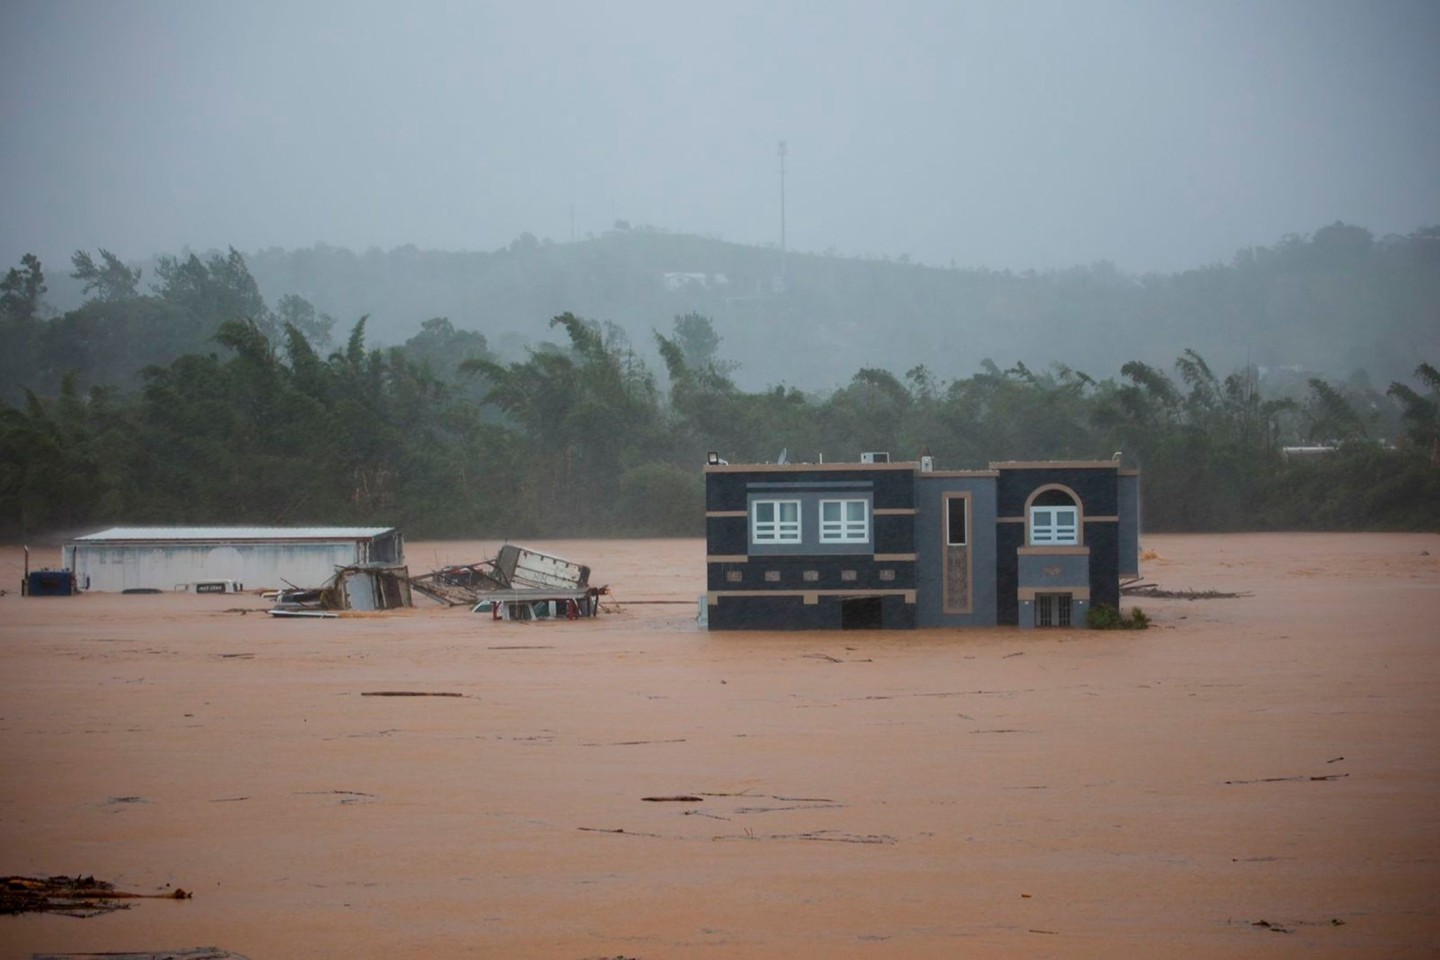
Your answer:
[1121,581,1251,599]
[360,691,465,697]
[2,875,190,918]
[34,951,246,960]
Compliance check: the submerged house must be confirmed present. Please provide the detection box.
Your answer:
[64,526,404,593]
[704,455,1139,630]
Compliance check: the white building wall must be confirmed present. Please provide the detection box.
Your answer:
[66,541,366,592]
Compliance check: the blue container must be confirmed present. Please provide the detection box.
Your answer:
[27,569,76,596]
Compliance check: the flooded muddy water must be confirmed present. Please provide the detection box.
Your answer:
[1,533,1438,958]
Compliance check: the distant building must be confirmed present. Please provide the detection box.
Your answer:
[704,455,1139,629]
[662,272,729,291]
[63,526,403,593]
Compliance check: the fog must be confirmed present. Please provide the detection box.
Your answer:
[2,0,1438,278]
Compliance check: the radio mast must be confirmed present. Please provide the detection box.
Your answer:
[778,140,788,291]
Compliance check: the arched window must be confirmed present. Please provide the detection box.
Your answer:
[1028,487,1080,545]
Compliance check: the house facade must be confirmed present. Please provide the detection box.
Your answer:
[705,457,1138,630]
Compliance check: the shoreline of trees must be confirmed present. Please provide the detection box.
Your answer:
[2,249,1437,541]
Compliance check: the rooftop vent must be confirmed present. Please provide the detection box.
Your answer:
[860,451,890,464]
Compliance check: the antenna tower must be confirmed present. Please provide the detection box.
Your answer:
[778,140,788,290]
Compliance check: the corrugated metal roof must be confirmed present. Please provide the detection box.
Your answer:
[73,526,396,542]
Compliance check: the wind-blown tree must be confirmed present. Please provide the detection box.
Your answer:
[397,317,494,405]
[4,247,306,404]
[275,293,335,351]
[6,263,1440,541]
[929,360,1097,468]
[818,368,913,458]
[0,374,124,536]
[70,249,141,303]
[670,311,730,372]
[153,247,275,339]
[1387,362,1440,460]
[1,253,48,323]
[1088,351,1292,529]
[654,315,760,460]
[131,320,306,523]
[113,315,509,534]
[1303,378,1370,444]
[463,312,666,534]
[0,254,48,404]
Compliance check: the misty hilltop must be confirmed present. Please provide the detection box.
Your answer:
[210,222,1436,391]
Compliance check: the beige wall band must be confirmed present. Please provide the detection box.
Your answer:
[1018,587,1091,601]
[708,589,917,605]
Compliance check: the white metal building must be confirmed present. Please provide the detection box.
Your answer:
[62,526,404,593]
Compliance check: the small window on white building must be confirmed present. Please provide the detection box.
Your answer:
[819,499,868,543]
[1029,489,1079,545]
[752,500,801,543]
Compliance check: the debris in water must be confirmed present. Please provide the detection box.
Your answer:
[2,875,191,918]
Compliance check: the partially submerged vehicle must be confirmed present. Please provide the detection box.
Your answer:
[473,590,600,621]
[178,579,245,594]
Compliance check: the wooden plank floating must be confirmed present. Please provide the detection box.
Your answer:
[360,691,465,697]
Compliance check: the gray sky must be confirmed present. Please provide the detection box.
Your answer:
[4,0,1438,278]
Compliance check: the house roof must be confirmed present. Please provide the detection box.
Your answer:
[72,526,396,543]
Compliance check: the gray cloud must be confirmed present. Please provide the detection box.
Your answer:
[3,0,1438,276]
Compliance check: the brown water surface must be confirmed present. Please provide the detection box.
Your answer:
[1,533,1438,958]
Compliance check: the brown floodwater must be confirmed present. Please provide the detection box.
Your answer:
[1,533,1438,959]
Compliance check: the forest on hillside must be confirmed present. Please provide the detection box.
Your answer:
[2,245,1438,541]
[33,222,1440,394]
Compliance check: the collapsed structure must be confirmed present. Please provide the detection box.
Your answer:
[704,454,1139,630]
[410,544,605,620]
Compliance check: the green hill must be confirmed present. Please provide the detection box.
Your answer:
[233,223,1438,391]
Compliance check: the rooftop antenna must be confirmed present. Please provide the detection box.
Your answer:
[778,140,788,292]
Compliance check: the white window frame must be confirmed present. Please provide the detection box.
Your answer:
[1029,505,1079,545]
[819,498,869,543]
[752,499,801,543]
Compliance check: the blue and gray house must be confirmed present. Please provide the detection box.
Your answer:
[704,454,1139,630]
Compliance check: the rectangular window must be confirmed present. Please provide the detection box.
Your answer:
[1030,507,1079,545]
[819,499,869,542]
[946,497,967,546]
[752,499,801,543]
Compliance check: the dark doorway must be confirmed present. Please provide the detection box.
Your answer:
[1035,593,1073,627]
[841,596,883,629]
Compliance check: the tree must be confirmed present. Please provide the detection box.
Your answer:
[671,312,724,370]
[0,253,47,323]
[399,317,493,398]
[275,294,335,350]
[1388,362,1440,460]
[70,249,141,302]
[153,247,274,339]
[1303,378,1369,444]
[461,312,665,532]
